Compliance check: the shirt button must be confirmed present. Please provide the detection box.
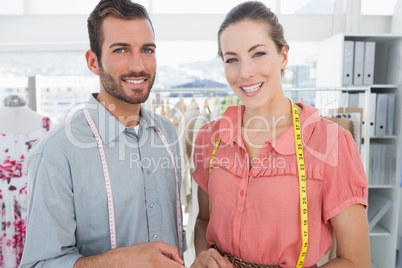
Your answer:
[249,171,253,177]
[153,234,158,240]
[147,170,151,175]
[259,153,264,158]
[150,202,155,208]
[240,190,244,197]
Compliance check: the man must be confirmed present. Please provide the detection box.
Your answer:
[20,1,186,267]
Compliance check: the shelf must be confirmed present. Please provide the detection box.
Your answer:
[370,84,400,89]
[369,224,391,237]
[369,185,395,189]
[370,135,397,140]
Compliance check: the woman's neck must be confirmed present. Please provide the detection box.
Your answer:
[242,95,292,130]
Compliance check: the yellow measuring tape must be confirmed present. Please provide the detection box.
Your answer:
[291,100,309,268]
[208,100,308,267]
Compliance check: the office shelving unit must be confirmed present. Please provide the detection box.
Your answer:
[317,33,402,268]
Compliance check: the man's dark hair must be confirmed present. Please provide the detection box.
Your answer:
[87,0,153,61]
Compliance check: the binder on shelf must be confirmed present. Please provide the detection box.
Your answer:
[363,41,376,85]
[369,93,377,137]
[358,92,366,137]
[386,93,395,136]
[348,92,359,108]
[353,41,365,85]
[375,94,388,136]
[339,92,349,107]
[368,194,392,232]
[342,41,354,86]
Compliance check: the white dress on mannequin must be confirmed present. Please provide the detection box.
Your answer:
[0,95,50,267]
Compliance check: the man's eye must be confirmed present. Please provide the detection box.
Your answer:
[114,48,125,53]
[142,48,154,54]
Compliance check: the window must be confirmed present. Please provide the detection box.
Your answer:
[280,0,346,15]
[151,0,277,14]
[361,0,397,15]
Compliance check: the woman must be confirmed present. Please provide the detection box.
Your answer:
[191,1,370,268]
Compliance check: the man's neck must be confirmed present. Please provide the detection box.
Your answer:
[96,92,141,127]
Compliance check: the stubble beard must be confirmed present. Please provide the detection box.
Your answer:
[98,64,155,105]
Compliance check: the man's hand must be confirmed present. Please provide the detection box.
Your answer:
[191,248,233,268]
[74,241,184,268]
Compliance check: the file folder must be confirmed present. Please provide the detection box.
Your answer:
[363,41,376,85]
[339,92,349,107]
[353,41,365,85]
[386,93,395,135]
[358,92,366,137]
[375,94,388,136]
[348,92,359,108]
[369,93,377,137]
[343,41,354,85]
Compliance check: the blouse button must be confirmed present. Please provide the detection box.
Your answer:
[249,171,253,177]
[147,170,151,175]
[240,190,245,197]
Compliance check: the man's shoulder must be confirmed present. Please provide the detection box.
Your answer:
[30,109,88,157]
[143,109,176,133]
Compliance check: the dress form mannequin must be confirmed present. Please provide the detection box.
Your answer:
[0,95,50,267]
[0,95,46,134]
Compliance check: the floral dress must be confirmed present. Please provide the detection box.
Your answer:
[0,117,50,268]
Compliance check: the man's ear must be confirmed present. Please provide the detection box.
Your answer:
[85,50,100,75]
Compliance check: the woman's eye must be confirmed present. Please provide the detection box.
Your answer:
[114,48,125,53]
[225,58,238,64]
[253,51,266,57]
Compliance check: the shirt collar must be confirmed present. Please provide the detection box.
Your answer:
[217,103,320,155]
[85,94,128,144]
[218,105,245,146]
[139,104,156,129]
[271,103,320,155]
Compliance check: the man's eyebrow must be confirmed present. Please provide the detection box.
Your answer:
[108,43,157,49]
[109,42,130,48]
[143,43,157,48]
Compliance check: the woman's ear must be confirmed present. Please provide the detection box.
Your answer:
[85,50,100,76]
[280,46,289,70]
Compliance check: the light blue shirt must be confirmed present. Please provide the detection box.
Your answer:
[20,94,186,267]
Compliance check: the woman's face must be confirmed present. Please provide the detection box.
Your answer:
[220,20,288,110]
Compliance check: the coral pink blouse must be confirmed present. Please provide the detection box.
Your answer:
[192,103,368,268]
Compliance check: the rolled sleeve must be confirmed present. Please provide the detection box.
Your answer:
[20,153,82,268]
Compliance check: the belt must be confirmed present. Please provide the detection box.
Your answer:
[213,245,283,268]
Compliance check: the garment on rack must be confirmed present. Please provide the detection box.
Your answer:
[173,101,200,209]
[184,106,212,263]
[0,117,50,267]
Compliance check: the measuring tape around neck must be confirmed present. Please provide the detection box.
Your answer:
[83,107,183,258]
[290,100,309,268]
[208,100,308,267]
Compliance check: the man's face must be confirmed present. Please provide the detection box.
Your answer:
[97,17,156,105]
